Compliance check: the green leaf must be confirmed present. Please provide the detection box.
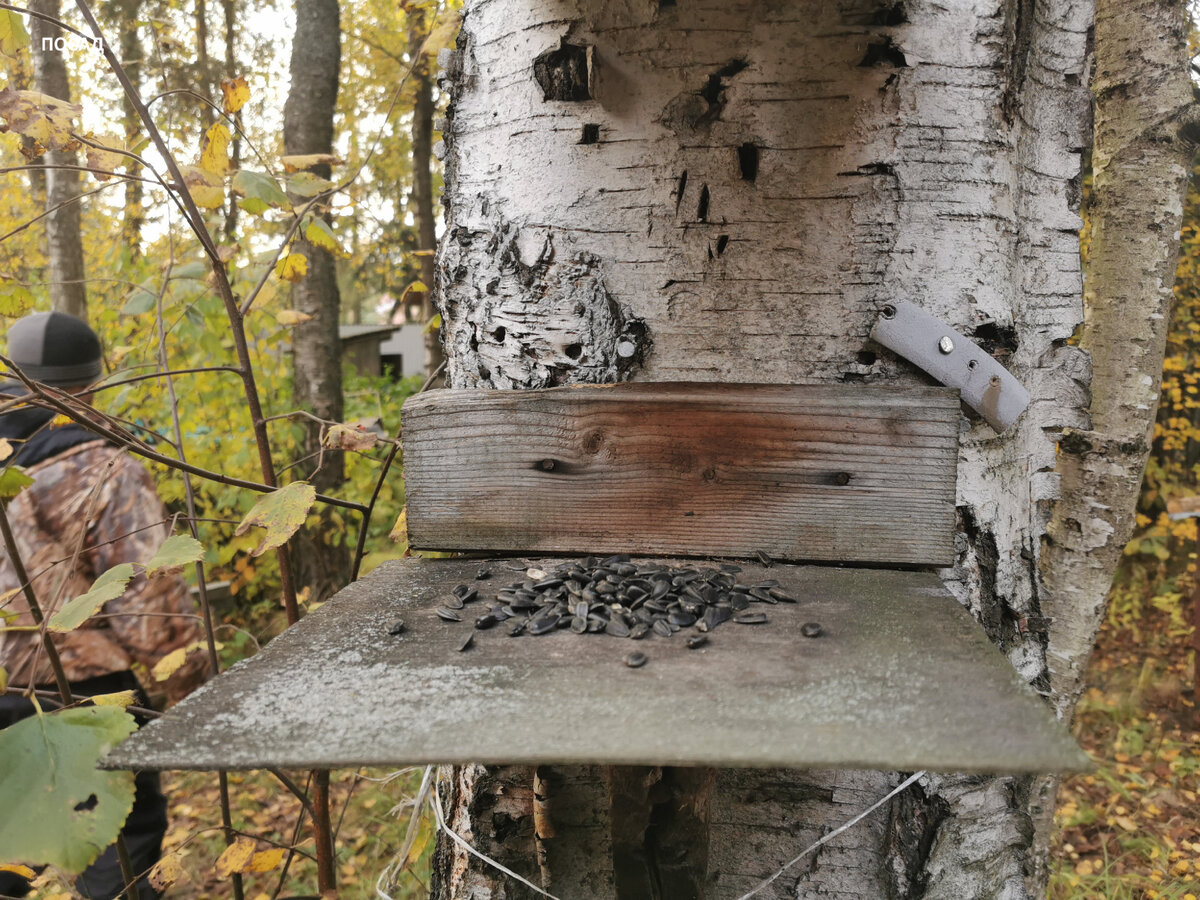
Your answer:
[170,261,209,280]
[0,707,136,872]
[423,312,442,335]
[238,197,269,216]
[145,534,204,577]
[0,283,33,317]
[48,564,136,633]
[0,11,30,60]
[286,171,334,198]
[232,170,288,213]
[0,467,33,500]
[233,482,316,557]
[120,281,158,316]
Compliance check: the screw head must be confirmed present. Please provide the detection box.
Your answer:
[938,336,954,354]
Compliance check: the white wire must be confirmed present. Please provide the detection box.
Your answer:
[734,770,927,900]
[431,769,566,900]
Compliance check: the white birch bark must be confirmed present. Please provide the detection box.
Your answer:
[431,0,1105,896]
[1032,0,1195,887]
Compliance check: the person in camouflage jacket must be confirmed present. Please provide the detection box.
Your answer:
[1,312,208,900]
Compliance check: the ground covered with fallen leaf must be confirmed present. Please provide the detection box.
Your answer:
[1049,602,1199,900]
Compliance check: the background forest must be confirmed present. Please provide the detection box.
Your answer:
[0,1,1197,898]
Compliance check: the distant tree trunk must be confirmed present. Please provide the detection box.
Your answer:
[283,0,349,601]
[29,0,87,321]
[115,0,144,255]
[407,5,442,378]
[222,0,240,241]
[429,1,1109,897]
[1033,0,1195,888]
[195,0,214,128]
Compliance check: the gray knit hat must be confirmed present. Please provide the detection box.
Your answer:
[6,312,102,386]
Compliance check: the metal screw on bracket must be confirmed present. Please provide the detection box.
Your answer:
[938,336,954,354]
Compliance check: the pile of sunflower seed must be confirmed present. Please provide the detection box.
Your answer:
[420,556,820,666]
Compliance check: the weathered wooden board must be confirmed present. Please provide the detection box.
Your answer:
[401,383,960,566]
[105,558,1089,774]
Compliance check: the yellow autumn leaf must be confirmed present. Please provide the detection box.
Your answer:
[151,640,216,682]
[148,854,187,891]
[179,165,225,210]
[280,153,344,173]
[0,88,80,155]
[0,438,11,462]
[90,690,136,709]
[389,506,408,542]
[276,309,314,326]
[0,865,36,880]
[274,253,308,283]
[199,122,232,176]
[110,345,134,366]
[220,75,249,113]
[214,836,257,877]
[84,133,124,181]
[244,848,287,873]
[303,218,340,255]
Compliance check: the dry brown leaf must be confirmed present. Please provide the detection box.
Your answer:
[323,423,378,451]
[148,855,187,891]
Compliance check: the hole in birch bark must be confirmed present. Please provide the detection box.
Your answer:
[700,58,749,106]
[859,37,907,67]
[533,41,592,101]
[564,343,582,359]
[697,185,710,223]
[857,350,876,365]
[579,123,600,144]
[738,143,759,181]
[972,322,1018,356]
[675,170,688,212]
[493,326,507,342]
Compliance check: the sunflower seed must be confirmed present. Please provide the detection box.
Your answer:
[388,620,406,635]
[734,612,768,625]
[436,608,462,622]
[624,651,647,668]
[801,622,823,638]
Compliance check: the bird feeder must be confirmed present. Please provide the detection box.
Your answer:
[106,382,1086,774]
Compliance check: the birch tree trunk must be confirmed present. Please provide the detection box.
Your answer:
[283,0,350,599]
[426,0,1180,895]
[407,4,444,378]
[1033,0,1195,886]
[29,0,87,321]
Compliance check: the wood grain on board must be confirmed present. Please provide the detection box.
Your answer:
[401,383,960,566]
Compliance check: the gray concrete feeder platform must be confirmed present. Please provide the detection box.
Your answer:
[104,557,1090,774]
